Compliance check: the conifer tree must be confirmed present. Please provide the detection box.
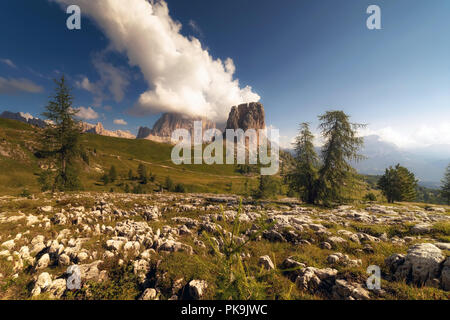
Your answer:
[39,75,82,191]
[137,163,148,184]
[288,123,319,204]
[128,169,134,180]
[440,163,450,205]
[378,164,417,203]
[317,111,365,205]
[109,165,117,183]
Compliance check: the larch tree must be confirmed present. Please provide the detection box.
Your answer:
[288,122,320,204]
[316,111,365,205]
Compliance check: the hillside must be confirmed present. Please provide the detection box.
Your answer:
[0,118,280,196]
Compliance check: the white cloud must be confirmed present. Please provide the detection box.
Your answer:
[52,0,260,122]
[188,20,203,37]
[358,123,450,148]
[76,77,96,93]
[19,112,35,121]
[0,58,17,68]
[76,106,99,120]
[113,119,127,125]
[76,54,129,106]
[0,77,43,94]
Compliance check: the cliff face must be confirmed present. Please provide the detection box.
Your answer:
[225,102,265,131]
[137,112,216,141]
[136,126,152,139]
[138,104,265,144]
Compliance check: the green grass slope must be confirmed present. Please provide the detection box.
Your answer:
[0,118,260,195]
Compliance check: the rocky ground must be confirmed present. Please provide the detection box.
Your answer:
[0,192,449,300]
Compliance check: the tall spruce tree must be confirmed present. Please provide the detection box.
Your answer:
[288,123,319,204]
[317,111,365,205]
[39,75,82,191]
[378,164,417,203]
[440,163,450,205]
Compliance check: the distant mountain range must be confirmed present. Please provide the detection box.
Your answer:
[0,111,49,128]
[354,135,449,188]
[0,111,135,139]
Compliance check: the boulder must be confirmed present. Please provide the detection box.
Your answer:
[1,240,15,250]
[411,223,432,234]
[40,206,52,213]
[295,267,337,293]
[58,254,71,266]
[48,279,67,298]
[258,255,275,270]
[441,258,450,291]
[139,288,158,300]
[32,272,53,296]
[387,243,445,287]
[332,279,370,300]
[36,253,50,270]
[189,280,208,300]
[78,260,107,282]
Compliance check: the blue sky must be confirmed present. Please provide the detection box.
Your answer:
[0,0,449,148]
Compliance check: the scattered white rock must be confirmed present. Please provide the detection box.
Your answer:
[258,255,275,270]
[189,280,208,300]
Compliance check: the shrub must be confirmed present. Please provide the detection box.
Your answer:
[174,183,186,193]
[19,189,31,198]
[164,176,174,192]
[254,175,280,199]
[363,192,377,202]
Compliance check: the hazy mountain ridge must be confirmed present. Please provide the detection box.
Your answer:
[285,134,449,187]
[354,135,449,187]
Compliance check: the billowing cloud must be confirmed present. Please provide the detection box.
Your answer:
[76,106,99,120]
[0,58,17,68]
[113,119,127,125]
[52,0,260,122]
[0,77,43,94]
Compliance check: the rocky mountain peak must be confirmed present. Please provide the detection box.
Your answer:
[225,102,265,131]
[137,112,216,141]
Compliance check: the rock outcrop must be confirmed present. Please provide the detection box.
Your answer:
[386,243,447,289]
[225,102,265,131]
[137,112,216,143]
